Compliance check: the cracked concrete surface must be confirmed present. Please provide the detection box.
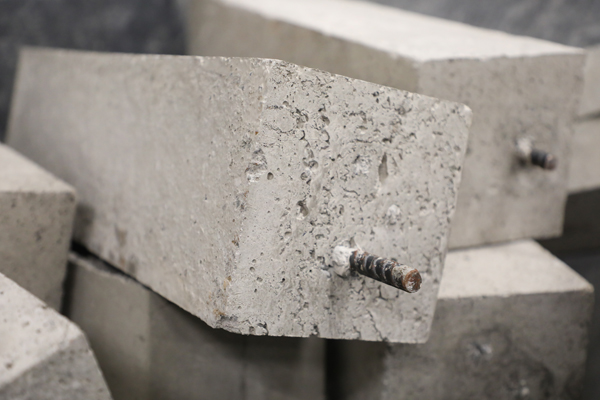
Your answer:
[7,48,470,341]
[0,272,111,399]
[188,0,585,248]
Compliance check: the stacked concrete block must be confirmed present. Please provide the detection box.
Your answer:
[0,271,111,399]
[188,0,585,249]
[329,241,594,399]
[0,143,76,310]
[7,48,472,341]
[65,252,325,400]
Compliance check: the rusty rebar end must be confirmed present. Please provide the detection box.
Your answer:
[401,269,422,293]
[391,265,421,293]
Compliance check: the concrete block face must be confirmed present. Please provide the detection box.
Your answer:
[66,252,325,400]
[7,48,471,341]
[330,241,594,400]
[568,117,600,193]
[0,144,76,310]
[188,0,585,248]
[0,272,111,399]
[580,46,600,117]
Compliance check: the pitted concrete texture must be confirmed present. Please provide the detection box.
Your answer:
[66,252,325,400]
[568,117,600,193]
[0,143,76,310]
[188,0,585,248]
[330,241,594,400]
[7,48,471,342]
[0,272,112,399]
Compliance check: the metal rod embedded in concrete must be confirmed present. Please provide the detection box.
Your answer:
[516,138,557,170]
[336,247,421,293]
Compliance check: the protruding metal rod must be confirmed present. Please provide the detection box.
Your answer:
[349,249,421,293]
[516,138,557,170]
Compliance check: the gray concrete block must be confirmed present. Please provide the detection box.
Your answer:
[330,241,594,400]
[0,143,76,310]
[568,116,600,193]
[66,252,325,400]
[188,0,585,248]
[7,48,471,342]
[0,272,111,399]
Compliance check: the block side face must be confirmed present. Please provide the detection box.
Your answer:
[67,254,152,400]
[189,0,420,93]
[0,334,112,400]
[417,55,584,248]
[205,0,581,62]
[227,61,471,341]
[68,253,325,400]
[579,46,600,116]
[378,291,593,400]
[8,49,266,327]
[568,117,600,193]
[0,190,76,310]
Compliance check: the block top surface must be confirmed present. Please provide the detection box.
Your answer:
[220,0,582,62]
[8,48,471,342]
[0,144,74,194]
[0,272,81,385]
[442,241,593,299]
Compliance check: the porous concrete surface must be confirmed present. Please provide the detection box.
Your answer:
[0,272,112,399]
[0,143,76,310]
[66,252,325,400]
[580,46,600,117]
[330,241,594,400]
[568,117,600,193]
[7,48,471,342]
[0,0,185,142]
[189,0,585,248]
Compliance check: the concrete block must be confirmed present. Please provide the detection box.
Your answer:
[0,143,76,310]
[188,0,585,248]
[66,252,325,400]
[0,272,111,399]
[7,48,471,342]
[568,116,600,193]
[329,241,594,400]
